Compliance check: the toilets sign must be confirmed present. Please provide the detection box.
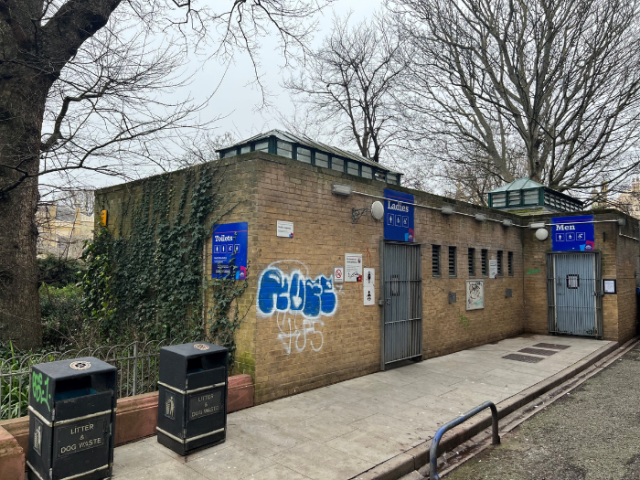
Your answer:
[384,188,415,242]
[212,222,248,279]
[551,215,595,252]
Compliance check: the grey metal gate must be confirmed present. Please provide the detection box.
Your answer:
[380,242,422,369]
[547,253,602,337]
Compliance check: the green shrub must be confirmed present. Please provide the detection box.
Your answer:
[38,255,84,288]
[40,284,97,350]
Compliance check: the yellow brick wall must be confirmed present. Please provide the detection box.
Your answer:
[250,154,525,403]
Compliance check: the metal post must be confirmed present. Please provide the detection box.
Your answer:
[132,341,138,396]
[429,401,500,480]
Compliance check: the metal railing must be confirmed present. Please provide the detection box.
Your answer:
[0,338,193,420]
[429,401,500,480]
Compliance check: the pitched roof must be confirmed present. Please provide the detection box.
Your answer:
[218,129,401,174]
[488,178,545,193]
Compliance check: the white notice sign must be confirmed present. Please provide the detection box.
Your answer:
[277,221,294,238]
[364,268,375,287]
[364,286,375,305]
[489,260,498,279]
[345,253,363,282]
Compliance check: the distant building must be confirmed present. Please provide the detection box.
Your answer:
[615,179,640,219]
[37,205,94,259]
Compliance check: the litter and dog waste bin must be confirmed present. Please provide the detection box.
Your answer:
[156,342,228,455]
[27,357,117,480]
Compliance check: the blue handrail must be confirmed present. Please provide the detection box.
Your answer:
[429,401,500,479]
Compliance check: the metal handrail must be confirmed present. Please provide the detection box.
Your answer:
[429,401,500,480]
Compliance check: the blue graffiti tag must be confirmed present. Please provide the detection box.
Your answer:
[257,268,338,319]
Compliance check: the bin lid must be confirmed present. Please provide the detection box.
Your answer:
[32,356,116,380]
[161,342,227,358]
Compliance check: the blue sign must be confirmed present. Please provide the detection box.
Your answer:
[551,215,595,252]
[212,222,248,279]
[384,189,415,242]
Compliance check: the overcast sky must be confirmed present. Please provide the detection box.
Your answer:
[192,0,384,144]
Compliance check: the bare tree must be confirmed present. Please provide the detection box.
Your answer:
[0,0,331,349]
[283,13,406,162]
[391,0,640,201]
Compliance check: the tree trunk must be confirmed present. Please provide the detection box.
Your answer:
[0,72,49,350]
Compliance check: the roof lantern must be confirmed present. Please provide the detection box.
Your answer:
[216,129,403,186]
[487,178,583,213]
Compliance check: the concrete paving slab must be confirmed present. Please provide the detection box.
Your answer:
[113,335,613,480]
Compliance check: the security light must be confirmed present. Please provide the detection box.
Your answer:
[371,201,384,221]
[331,183,352,197]
[529,222,546,229]
[474,213,487,222]
[618,218,626,226]
[441,205,455,215]
[535,228,549,241]
[502,219,513,227]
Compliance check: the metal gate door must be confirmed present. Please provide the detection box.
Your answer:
[547,253,602,337]
[381,242,422,369]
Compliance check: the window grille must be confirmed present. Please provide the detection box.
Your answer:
[508,252,514,276]
[508,191,521,206]
[481,249,488,276]
[492,193,506,207]
[449,247,457,277]
[497,251,503,276]
[524,190,538,205]
[432,245,441,277]
[468,248,475,277]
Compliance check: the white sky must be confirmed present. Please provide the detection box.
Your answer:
[192,0,383,142]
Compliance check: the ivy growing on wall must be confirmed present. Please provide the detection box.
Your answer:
[80,165,248,363]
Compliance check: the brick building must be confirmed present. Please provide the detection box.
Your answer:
[96,131,640,404]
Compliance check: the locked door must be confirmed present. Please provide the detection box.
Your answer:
[381,242,422,369]
[548,253,601,337]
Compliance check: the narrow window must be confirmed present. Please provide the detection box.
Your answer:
[331,157,344,172]
[387,173,398,184]
[508,251,514,276]
[315,152,328,168]
[347,161,360,176]
[449,246,457,277]
[297,147,311,164]
[255,141,269,152]
[432,245,441,277]
[240,145,250,154]
[277,140,292,158]
[468,248,475,277]
[361,165,373,179]
[481,249,488,276]
[497,250,503,277]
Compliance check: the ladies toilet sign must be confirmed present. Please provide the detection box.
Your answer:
[384,189,415,242]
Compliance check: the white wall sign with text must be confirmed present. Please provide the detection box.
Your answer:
[489,260,498,279]
[277,221,294,238]
[345,253,363,282]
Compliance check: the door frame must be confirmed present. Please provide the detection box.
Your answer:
[379,240,423,370]
[546,251,603,338]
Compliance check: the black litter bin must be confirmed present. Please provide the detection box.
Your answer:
[156,342,228,455]
[27,357,117,480]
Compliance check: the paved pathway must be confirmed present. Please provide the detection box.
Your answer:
[111,335,612,480]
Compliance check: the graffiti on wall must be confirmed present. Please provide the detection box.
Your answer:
[257,261,338,354]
